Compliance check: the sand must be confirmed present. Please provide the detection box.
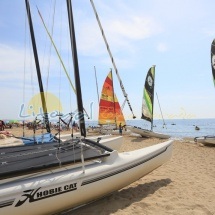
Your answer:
[1,127,215,215]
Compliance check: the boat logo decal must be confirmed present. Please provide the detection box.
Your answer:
[15,183,77,207]
[147,75,153,87]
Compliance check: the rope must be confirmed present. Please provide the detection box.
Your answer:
[37,7,91,119]
[94,66,100,106]
[90,0,136,119]
[156,92,167,129]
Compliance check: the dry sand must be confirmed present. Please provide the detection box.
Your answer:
[1,128,215,215]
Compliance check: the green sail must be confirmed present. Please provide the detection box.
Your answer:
[141,66,155,122]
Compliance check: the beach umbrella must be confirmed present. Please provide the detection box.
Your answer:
[9,120,19,124]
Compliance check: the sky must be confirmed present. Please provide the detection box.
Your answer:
[0,0,215,121]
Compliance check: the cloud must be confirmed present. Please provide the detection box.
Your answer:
[156,43,168,52]
[73,1,162,58]
[106,16,159,40]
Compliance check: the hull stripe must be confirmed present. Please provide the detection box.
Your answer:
[81,145,169,186]
[0,199,15,208]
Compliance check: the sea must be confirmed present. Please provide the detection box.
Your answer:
[85,118,215,139]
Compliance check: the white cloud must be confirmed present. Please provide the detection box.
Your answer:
[72,1,162,58]
[107,16,159,40]
[157,43,168,52]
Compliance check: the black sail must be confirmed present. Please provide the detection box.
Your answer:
[211,39,215,86]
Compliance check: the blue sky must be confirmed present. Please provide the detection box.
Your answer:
[0,0,215,121]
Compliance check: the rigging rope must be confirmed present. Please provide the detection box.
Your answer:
[94,66,100,105]
[156,92,167,129]
[45,0,57,98]
[22,12,28,137]
[37,7,90,119]
[90,0,136,119]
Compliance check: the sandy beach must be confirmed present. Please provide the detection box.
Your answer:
[1,128,215,215]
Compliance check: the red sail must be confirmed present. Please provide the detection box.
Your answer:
[98,72,125,126]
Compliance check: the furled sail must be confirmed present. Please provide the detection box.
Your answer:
[141,66,155,123]
[211,39,215,86]
[98,71,125,126]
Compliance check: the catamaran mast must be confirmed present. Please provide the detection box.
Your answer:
[151,65,155,131]
[67,0,86,137]
[90,0,136,119]
[25,0,50,133]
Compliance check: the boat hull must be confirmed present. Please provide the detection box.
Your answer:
[0,134,122,151]
[194,136,215,145]
[129,126,170,139]
[0,140,173,215]
[61,134,123,150]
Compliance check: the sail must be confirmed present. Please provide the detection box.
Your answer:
[114,94,126,126]
[141,66,155,123]
[98,71,125,126]
[211,39,215,86]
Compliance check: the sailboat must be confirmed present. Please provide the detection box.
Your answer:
[194,39,215,146]
[98,71,130,135]
[0,1,173,214]
[0,1,122,150]
[128,66,170,139]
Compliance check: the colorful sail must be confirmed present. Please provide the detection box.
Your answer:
[98,71,125,126]
[211,39,215,86]
[141,66,155,123]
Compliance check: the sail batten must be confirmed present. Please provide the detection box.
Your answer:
[141,66,155,128]
[211,39,215,86]
[98,71,125,127]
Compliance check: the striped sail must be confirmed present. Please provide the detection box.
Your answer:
[141,66,155,123]
[98,71,125,126]
[211,39,215,86]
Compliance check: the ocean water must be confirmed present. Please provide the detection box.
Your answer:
[85,118,215,138]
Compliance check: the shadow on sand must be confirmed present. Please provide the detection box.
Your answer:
[60,178,172,215]
[130,137,148,142]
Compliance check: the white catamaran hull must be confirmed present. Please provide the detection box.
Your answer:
[61,134,123,150]
[128,126,170,139]
[194,136,215,145]
[0,140,173,215]
[100,129,131,135]
[0,134,122,150]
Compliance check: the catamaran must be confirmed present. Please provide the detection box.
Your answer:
[128,66,170,139]
[0,1,173,214]
[194,39,215,145]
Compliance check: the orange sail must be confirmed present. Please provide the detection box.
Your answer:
[98,71,125,127]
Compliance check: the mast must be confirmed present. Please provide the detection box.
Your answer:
[66,0,86,137]
[151,65,155,131]
[25,0,50,133]
[90,0,136,119]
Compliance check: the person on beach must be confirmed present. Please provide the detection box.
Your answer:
[0,120,5,131]
[0,130,13,137]
[72,121,78,131]
[119,123,122,135]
